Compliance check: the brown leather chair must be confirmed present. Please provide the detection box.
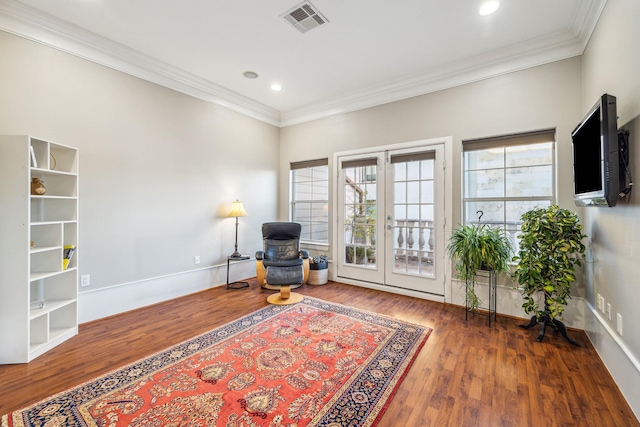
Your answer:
[256,222,309,304]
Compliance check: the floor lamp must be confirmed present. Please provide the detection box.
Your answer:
[228,200,248,258]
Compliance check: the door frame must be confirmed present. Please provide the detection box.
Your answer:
[332,136,454,303]
[336,152,386,285]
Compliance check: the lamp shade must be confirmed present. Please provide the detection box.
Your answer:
[228,200,248,218]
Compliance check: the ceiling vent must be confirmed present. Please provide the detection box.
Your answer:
[281,1,328,34]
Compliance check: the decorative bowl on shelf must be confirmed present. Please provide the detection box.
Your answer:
[30,177,46,195]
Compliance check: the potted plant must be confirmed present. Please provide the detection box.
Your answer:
[447,223,512,313]
[512,205,586,346]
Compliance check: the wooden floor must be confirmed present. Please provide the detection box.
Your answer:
[1,280,638,426]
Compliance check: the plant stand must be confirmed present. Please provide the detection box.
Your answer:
[519,303,580,346]
[465,269,497,327]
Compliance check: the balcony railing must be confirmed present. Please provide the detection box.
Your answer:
[393,219,522,262]
[393,220,434,263]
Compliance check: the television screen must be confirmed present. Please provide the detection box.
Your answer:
[572,106,602,195]
[571,94,619,207]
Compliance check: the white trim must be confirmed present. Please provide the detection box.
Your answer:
[0,0,605,128]
[280,40,582,127]
[78,264,227,294]
[449,279,589,330]
[587,302,640,372]
[0,1,280,126]
[78,258,254,323]
[336,276,445,304]
[585,302,640,420]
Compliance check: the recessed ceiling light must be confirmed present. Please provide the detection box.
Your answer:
[271,83,282,91]
[243,71,259,79]
[479,1,499,15]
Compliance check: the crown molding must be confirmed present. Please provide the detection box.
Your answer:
[0,0,281,126]
[280,26,592,127]
[0,0,605,128]
[571,0,608,51]
[280,0,606,126]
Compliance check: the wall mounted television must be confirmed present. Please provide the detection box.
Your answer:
[571,93,621,207]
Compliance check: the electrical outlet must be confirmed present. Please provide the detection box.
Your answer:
[194,255,200,265]
[597,293,602,311]
[601,296,606,313]
[606,303,612,321]
[80,274,90,287]
[616,313,623,336]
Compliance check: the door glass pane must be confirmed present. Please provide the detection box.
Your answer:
[407,182,420,203]
[421,159,434,179]
[343,164,377,268]
[392,157,435,278]
[421,205,434,222]
[394,182,406,203]
[407,162,420,180]
[420,182,434,204]
[407,204,419,220]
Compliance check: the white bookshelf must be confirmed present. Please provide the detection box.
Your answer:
[0,135,78,363]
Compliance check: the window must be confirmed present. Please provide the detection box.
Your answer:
[462,130,555,253]
[290,159,329,243]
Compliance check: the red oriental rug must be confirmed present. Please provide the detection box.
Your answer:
[2,296,431,427]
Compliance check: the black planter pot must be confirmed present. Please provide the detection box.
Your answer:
[309,259,328,270]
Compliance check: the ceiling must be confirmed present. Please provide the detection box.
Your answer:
[0,0,605,127]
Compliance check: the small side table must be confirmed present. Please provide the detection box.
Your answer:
[227,255,250,289]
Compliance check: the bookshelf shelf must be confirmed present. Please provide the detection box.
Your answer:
[29,298,76,320]
[30,246,62,254]
[0,135,79,364]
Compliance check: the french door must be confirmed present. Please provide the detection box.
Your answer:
[336,143,446,296]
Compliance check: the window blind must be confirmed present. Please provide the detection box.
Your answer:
[462,129,556,152]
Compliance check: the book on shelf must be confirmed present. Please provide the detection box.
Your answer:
[30,145,38,168]
[63,245,75,270]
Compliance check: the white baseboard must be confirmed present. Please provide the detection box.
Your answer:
[335,276,446,303]
[449,279,588,330]
[78,258,255,323]
[330,274,589,329]
[585,302,640,421]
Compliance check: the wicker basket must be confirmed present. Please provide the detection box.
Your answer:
[307,268,328,285]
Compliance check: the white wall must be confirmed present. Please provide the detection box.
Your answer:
[1,6,638,416]
[280,57,584,320]
[0,31,280,320]
[279,1,640,416]
[279,9,640,413]
[581,0,640,418]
